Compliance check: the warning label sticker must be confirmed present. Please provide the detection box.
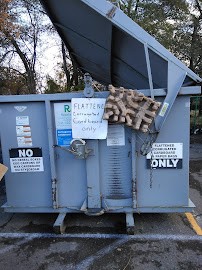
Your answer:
[17,136,32,147]
[146,143,183,169]
[16,116,29,126]
[9,148,44,173]
[159,102,169,117]
[16,125,31,137]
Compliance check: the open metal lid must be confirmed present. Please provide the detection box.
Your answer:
[40,0,201,90]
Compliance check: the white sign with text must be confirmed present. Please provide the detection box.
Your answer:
[71,98,108,139]
[146,143,183,169]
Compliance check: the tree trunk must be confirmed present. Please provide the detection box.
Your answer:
[61,42,70,90]
[5,33,37,94]
[134,0,140,14]
[189,17,198,73]
[127,0,134,17]
[70,56,79,87]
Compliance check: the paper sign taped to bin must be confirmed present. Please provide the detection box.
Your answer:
[107,125,125,146]
[71,98,108,139]
[54,103,72,146]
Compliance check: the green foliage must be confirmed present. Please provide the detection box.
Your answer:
[0,67,27,95]
[72,82,85,92]
[44,76,63,94]
[44,75,85,94]
[117,0,202,77]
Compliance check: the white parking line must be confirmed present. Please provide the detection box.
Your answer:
[74,238,128,270]
[0,232,201,241]
[0,236,33,255]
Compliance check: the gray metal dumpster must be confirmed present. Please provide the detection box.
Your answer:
[0,0,201,233]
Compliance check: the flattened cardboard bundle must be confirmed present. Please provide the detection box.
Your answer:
[103,85,161,133]
[0,163,8,181]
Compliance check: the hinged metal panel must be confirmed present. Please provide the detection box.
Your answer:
[40,0,202,90]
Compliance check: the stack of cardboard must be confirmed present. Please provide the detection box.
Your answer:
[103,85,161,133]
[0,164,8,181]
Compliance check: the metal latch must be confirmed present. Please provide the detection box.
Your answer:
[83,73,94,98]
[68,139,92,159]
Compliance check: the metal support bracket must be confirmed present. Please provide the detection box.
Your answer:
[45,100,59,209]
[83,73,94,97]
[126,212,135,235]
[53,213,67,234]
[141,63,187,155]
[144,44,154,99]
[84,208,105,216]
[155,63,187,132]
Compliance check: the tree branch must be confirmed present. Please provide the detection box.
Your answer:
[195,0,202,17]
[134,0,140,14]
[0,50,15,63]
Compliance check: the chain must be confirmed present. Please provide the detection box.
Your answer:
[149,140,154,189]
[148,130,159,189]
[139,128,158,155]
[138,129,157,189]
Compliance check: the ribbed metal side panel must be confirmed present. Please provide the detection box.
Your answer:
[105,147,131,199]
[99,129,132,200]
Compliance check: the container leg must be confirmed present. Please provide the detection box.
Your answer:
[126,213,135,235]
[53,213,67,234]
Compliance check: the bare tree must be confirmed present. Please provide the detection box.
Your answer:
[0,0,49,94]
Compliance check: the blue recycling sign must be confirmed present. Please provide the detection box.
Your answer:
[57,129,72,146]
